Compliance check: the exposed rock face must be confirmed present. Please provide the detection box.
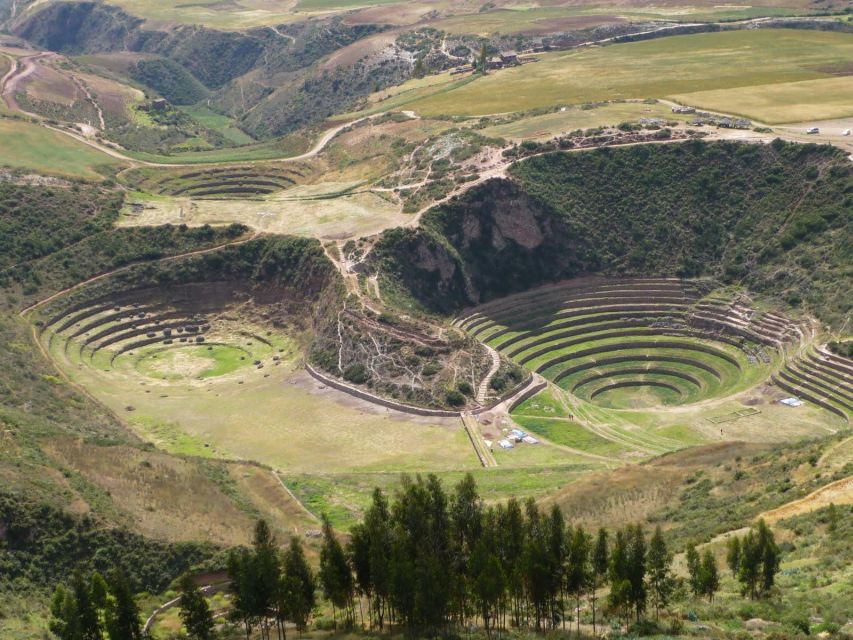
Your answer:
[373,140,853,329]
[372,178,584,313]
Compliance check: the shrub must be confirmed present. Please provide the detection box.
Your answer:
[422,362,440,377]
[445,390,466,407]
[343,363,369,384]
[490,376,507,392]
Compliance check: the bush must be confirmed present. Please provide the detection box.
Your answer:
[458,381,473,396]
[422,362,440,377]
[783,613,810,636]
[343,363,369,384]
[446,390,466,407]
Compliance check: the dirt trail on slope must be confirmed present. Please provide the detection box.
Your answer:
[1,52,56,111]
[700,473,853,551]
[759,475,853,524]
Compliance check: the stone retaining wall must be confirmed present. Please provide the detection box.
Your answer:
[304,363,460,418]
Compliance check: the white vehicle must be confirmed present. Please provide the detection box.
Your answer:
[843,129,851,136]
[806,127,819,134]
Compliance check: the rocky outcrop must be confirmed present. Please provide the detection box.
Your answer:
[372,141,852,328]
[371,178,585,313]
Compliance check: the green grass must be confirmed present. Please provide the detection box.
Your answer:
[513,414,630,456]
[394,30,853,120]
[178,104,256,145]
[671,75,853,124]
[123,133,312,164]
[590,380,684,409]
[512,388,569,418]
[0,118,121,178]
[134,344,254,380]
[285,463,599,530]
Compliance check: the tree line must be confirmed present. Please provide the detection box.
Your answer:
[219,473,781,639]
[48,473,782,639]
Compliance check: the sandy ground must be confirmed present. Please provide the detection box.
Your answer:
[121,187,412,240]
[760,475,853,524]
[774,116,853,156]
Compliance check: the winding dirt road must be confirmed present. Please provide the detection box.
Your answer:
[0,51,56,111]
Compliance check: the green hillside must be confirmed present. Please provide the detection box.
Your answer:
[372,140,852,328]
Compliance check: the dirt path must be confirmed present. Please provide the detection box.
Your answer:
[476,344,501,404]
[818,435,853,467]
[461,411,498,467]
[143,583,228,635]
[550,384,662,455]
[271,471,321,522]
[325,240,383,315]
[0,53,17,104]
[268,25,295,43]
[71,74,105,130]
[698,472,853,553]
[1,52,60,111]
[3,60,388,168]
[760,475,853,524]
[19,232,261,317]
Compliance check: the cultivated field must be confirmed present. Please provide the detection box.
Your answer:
[0,118,121,177]
[93,0,843,30]
[480,101,691,140]
[671,76,853,124]
[391,30,853,121]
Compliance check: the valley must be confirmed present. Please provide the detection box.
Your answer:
[0,1,851,639]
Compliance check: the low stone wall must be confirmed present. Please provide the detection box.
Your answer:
[772,375,848,423]
[536,337,742,373]
[304,363,460,418]
[504,378,549,413]
[305,365,546,419]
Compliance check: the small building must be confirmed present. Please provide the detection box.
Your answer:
[671,105,696,114]
[487,56,504,70]
[500,51,519,66]
[717,117,751,129]
[151,98,168,112]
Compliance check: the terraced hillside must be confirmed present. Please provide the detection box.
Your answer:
[39,283,291,384]
[773,345,853,423]
[459,278,780,406]
[457,277,849,457]
[123,162,315,200]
